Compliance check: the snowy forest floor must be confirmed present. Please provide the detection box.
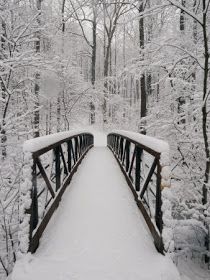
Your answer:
[8,132,209,280]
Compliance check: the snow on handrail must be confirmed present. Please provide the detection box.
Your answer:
[107,130,173,253]
[110,130,169,156]
[20,131,94,254]
[23,130,93,154]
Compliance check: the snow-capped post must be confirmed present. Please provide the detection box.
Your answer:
[159,142,174,253]
[18,151,34,256]
[18,131,94,255]
[107,130,172,253]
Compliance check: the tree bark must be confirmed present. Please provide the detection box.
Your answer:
[201,0,209,206]
[139,1,146,133]
[1,19,7,158]
[180,0,186,31]
[90,9,97,125]
[33,0,42,138]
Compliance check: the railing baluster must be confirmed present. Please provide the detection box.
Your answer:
[67,140,72,172]
[36,158,55,198]
[75,137,78,161]
[135,146,142,192]
[114,135,117,152]
[140,159,157,199]
[107,132,169,254]
[120,137,124,161]
[128,146,136,180]
[30,161,39,237]
[117,136,120,156]
[54,146,61,191]
[125,141,130,172]
[155,160,162,233]
[81,135,84,154]
[79,135,82,156]
[60,145,68,176]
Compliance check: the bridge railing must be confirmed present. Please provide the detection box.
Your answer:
[19,131,94,253]
[107,130,170,253]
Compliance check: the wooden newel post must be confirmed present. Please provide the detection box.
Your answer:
[155,160,163,233]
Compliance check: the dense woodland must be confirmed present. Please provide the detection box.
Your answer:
[0,0,209,278]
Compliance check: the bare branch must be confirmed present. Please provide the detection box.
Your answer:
[167,0,203,26]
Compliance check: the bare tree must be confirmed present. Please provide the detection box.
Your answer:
[102,0,129,124]
[33,0,42,137]
[69,0,100,124]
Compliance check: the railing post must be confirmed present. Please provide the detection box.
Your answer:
[155,160,162,233]
[67,140,72,172]
[117,136,120,156]
[79,135,82,156]
[81,135,84,154]
[114,135,117,152]
[75,137,78,161]
[135,146,142,192]
[28,160,39,246]
[86,135,89,147]
[54,146,61,191]
[125,141,130,172]
[112,135,115,151]
[84,135,87,151]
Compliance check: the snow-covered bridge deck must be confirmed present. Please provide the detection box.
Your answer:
[11,133,179,280]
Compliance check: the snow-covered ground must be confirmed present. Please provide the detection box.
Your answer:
[10,132,180,280]
[177,258,210,280]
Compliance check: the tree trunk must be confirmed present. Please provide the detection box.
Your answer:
[180,0,186,31]
[139,1,146,133]
[90,12,97,125]
[57,97,61,132]
[201,0,210,263]
[33,0,42,138]
[201,0,209,206]
[1,19,7,158]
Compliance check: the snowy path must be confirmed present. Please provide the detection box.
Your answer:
[11,134,180,280]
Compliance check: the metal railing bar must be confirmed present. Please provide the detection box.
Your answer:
[109,133,161,158]
[35,157,55,198]
[107,133,165,254]
[128,147,136,178]
[140,159,158,199]
[60,145,68,175]
[31,133,93,158]
[29,142,93,252]
[37,188,45,198]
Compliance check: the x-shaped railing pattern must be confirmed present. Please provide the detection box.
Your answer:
[107,132,169,253]
[20,133,94,253]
